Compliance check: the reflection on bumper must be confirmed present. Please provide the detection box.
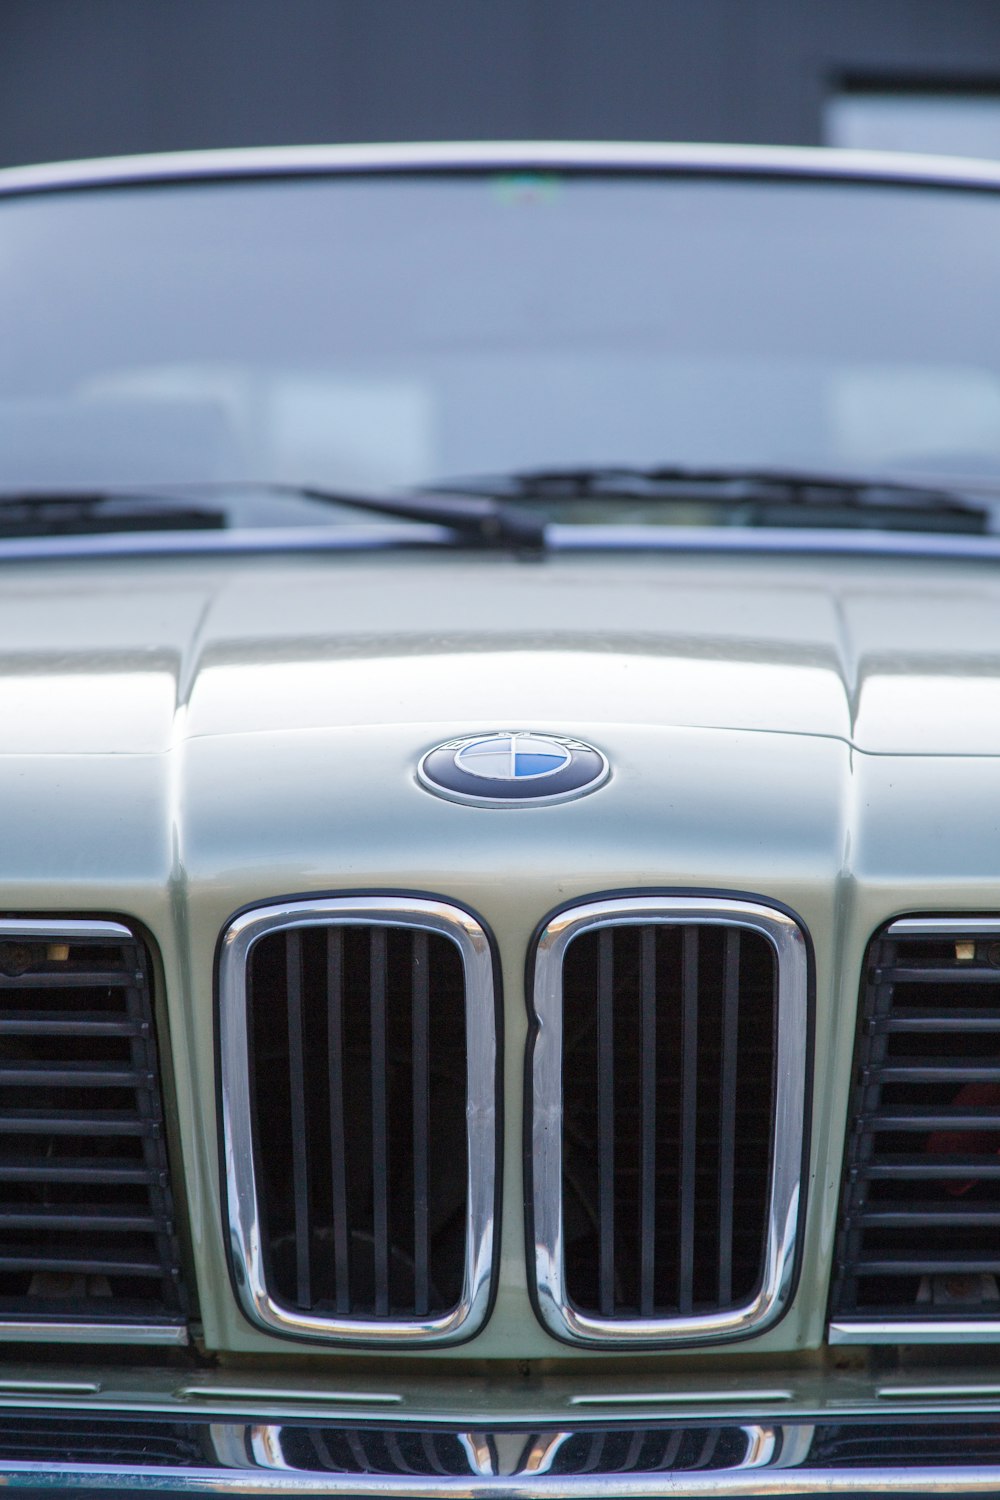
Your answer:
[1,1415,1000,1493]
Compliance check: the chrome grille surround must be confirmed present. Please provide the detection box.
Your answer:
[218,896,497,1345]
[529,895,809,1346]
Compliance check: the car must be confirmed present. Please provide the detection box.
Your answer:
[0,138,999,1493]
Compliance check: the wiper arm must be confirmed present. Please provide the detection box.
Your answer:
[438,464,994,533]
[275,482,547,549]
[0,491,227,537]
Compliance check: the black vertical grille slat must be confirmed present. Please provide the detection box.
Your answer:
[717,929,741,1305]
[418,1431,451,1476]
[385,1434,413,1474]
[623,1429,647,1472]
[833,921,1000,1322]
[639,927,656,1317]
[678,928,699,1315]
[285,931,311,1310]
[654,1431,684,1471]
[597,928,615,1317]
[0,924,185,1324]
[411,931,430,1319]
[369,930,390,1318]
[560,920,777,1321]
[326,929,350,1315]
[248,920,470,1321]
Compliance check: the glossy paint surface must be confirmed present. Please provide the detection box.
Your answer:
[0,545,995,1360]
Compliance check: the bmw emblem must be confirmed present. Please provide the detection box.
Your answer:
[418,731,610,807]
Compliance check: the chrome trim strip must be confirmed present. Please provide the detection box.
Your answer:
[8,140,1000,198]
[887,917,1000,937]
[0,1461,999,1495]
[832,1319,1000,1345]
[13,521,1000,569]
[0,918,132,940]
[880,1384,1000,1399]
[547,524,1000,561]
[0,1415,998,1492]
[0,522,455,566]
[569,1391,793,1406]
[530,895,808,1345]
[0,1381,100,1395]
[219,896,497,1345]
[0,1320,187,1345]
[175,1387,402,1406]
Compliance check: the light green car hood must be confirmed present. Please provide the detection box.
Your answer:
[1,543,998,1360]
[0,547,996,755]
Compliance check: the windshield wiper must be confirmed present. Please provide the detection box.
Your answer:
[0,492,227,537]
[12,467,975,545]
[0,484,547,549]
[435,464,995,534]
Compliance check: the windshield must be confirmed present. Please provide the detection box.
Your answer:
[3,170,1000,521]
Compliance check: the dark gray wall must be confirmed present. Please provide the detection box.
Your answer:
[1,0,999,168]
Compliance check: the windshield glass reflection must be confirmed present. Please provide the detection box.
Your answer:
[3,175,1000,512]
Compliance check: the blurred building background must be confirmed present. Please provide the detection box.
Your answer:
[2,0,1000,168]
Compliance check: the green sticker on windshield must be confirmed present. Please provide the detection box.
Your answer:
[492,173,560,205]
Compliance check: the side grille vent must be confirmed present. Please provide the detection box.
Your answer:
[221,897,497,1344]
[0,1417,204,1466]
[833,917,1000,1328]
[530,896,808,1346]
[0,919,184,1328]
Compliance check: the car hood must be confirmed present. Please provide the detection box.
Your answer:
[0,548,997,757]
[2,544,997,1360]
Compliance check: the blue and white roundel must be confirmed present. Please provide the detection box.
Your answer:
[455,733,572,781]
[418,731,609,807]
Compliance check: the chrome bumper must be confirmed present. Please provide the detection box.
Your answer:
[2,1414,1000,1494]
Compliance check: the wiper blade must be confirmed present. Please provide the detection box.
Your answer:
[0,491,226,537]
[439,464,994,533]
